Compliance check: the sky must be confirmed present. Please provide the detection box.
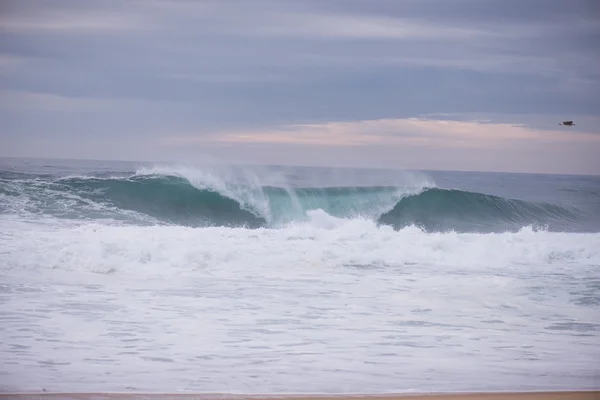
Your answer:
[1,0,599,174]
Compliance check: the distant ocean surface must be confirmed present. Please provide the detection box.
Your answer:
[1,157,599,393]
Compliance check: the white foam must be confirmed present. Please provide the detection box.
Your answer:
[2,213,599,274]
[1,214,599,393]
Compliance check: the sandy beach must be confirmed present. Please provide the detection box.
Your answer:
[1,392,598,400]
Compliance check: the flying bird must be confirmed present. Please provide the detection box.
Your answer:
[559,120,575,126]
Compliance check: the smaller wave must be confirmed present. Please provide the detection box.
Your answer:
[0,171,55,180]
[378,188,582,233]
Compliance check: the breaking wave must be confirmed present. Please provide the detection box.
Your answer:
[0,166,586,233]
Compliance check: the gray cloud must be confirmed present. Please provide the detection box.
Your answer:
[1,0,599,173]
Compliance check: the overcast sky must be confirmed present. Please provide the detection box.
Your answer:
[1,0,599,174]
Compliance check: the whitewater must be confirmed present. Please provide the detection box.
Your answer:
[1,157,599,394]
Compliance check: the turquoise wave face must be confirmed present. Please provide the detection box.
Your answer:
[379,188,582,233]
[0,173,586,232]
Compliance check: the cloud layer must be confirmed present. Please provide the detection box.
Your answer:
[1,0,599,174]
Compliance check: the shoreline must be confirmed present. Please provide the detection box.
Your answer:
[1,391,598,400]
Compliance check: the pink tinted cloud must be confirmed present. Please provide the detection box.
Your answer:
[164,117,600,149]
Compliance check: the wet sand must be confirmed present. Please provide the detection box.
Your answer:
[1,392,598,400]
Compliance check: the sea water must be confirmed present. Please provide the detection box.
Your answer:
[1,157,599,393]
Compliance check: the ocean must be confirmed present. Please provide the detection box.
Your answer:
[1,156,599,394]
